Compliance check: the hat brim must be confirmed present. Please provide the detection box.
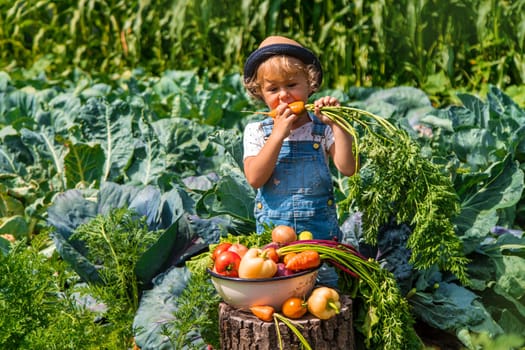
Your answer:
[243,43,322,87]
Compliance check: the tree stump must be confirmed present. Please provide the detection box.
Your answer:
[218,295,354,350]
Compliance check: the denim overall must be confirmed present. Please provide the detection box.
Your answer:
[254,114,341,286]
[255,113,342,241]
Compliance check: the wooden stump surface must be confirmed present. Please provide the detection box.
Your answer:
[218,295,354,350]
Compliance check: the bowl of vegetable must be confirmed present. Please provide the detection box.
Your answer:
[208,267,319,311]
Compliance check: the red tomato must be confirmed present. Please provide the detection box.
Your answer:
[228,243,248,258]
[214,251,241,277]
[212,242,232,260]
[271,225,297,244]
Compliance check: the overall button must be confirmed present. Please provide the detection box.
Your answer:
[257,202,263,209]
[327,199,333,206]
[313,143,320,150]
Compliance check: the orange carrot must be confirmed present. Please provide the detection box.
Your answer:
[267,101,305,118]
[243,101,306,118]
[282,252,297,265]
[285,250,321,271]
[249,305,275,322]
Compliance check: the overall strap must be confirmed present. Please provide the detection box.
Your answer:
[310,112,326,137]
[261,118,274,139]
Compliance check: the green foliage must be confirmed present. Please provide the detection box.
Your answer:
[166,271,221,349]
[2,68,525,348]
[0,69,252,238]
[356,267,422,350]
[71,207,163,311]
[352,131,468,280]
[1,0,525,104]
[344,86,525,344]
[0,234,129,349]
[318,104,469,282]
[463,332,525,350]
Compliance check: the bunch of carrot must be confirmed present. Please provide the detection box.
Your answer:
[278,239,422,349]
[255,102,468,281]
[248,100,396,171]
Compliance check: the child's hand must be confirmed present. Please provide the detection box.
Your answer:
[271,102,300,140]
[314,96,339,125]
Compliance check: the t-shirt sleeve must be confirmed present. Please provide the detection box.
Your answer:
[243,122,266,160]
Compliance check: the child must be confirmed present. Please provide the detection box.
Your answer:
[242,35,356,242]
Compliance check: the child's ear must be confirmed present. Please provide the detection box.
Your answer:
[307,80,318,96]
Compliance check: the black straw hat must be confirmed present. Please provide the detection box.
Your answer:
[243,37,323,88]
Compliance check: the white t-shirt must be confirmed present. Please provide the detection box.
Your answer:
[243,116,335,161]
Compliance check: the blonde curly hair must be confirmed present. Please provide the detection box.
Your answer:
[244,55,321,101]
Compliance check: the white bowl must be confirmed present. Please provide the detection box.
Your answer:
[208,267,319,311]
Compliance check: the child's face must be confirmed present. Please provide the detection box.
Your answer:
[257,57,311,111]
